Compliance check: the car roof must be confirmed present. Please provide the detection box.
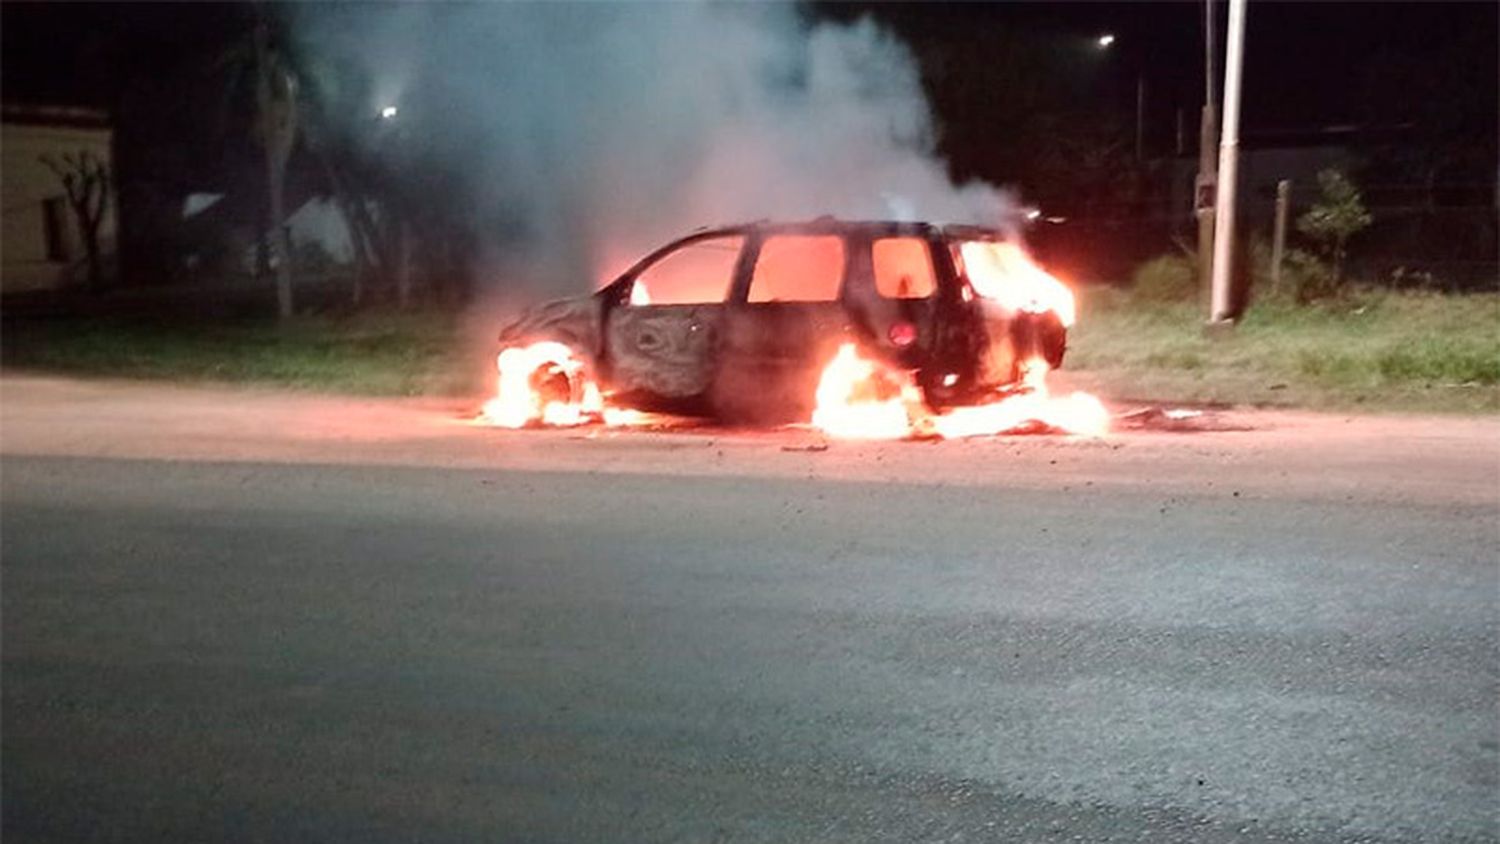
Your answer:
[608,218,1018,288]
[684,218,1012,241]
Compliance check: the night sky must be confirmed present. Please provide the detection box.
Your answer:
[5,1,1494,138]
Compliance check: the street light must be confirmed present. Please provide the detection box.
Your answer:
[1093,33,1145,162]
[379,105,399,120]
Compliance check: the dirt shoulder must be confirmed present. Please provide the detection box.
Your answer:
[3,374,1496,509]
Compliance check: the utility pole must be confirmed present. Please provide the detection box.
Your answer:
[1270,179,1291,295]
[1195,0,1218,314]
[1208,0,1247,323]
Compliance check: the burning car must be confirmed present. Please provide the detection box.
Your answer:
[487,218,1099,435]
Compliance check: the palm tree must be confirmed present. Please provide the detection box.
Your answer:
[216,6,299,319]
[252,17,298,319]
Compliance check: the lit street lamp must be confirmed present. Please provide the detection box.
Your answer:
[1094,33,1146,162]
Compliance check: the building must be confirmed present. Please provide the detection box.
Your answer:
[1,105,117,294]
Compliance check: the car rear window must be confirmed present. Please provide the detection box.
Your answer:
[873,237,936,299]
[748,235,844,303]
[630,235,744,306]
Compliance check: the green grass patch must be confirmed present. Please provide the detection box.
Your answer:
[5,290,1496,413]
[2,310,484,396]
[1067,288,1500,412]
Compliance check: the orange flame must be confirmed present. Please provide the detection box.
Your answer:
[929,360,1109,438]
[809,343,927,439]
[960,241,1077,327]
[480,341,647,429]
[810,245,1105,439]
[810,347,1107,440]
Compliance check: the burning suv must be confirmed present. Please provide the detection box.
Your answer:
[487,218,1090,433]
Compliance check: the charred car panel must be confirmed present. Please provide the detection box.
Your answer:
[605,304,722,398]
[497,296,603,359]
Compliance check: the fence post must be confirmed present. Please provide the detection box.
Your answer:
[1271,179,1291,295]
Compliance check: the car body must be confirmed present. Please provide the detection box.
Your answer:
[496,218,1069,422]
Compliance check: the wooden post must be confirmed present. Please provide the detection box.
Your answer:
[1270,179,1291,295]
[1196,103,1217,313]
[1197,0,1217,315]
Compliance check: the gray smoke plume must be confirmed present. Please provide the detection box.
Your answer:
[294,1,1013,300]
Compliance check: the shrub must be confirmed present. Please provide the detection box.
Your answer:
[1296,169,1373,288]
[1130,253,1197,302]
[1285,248,1338,303]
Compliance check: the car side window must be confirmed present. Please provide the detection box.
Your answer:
[747,235,845,303]
[629,235,745,306]
[872,237,937,299]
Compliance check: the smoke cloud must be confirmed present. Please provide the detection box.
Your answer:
[294,1,1014,299]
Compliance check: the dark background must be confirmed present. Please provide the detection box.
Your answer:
[3,1,1496,292]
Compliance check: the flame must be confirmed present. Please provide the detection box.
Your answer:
[929,360,1109,438]
[809,243,1103,439]
[481,341,646,429]
[810,343,926,439]
[960,241,1076,327]
[629,280,651,306]
[810,344,1108,440]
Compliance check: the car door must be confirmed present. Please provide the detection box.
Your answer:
[604,233,745,399]
[713,232,852,421]
[842,232,945,371]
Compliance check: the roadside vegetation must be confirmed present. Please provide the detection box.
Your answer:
[1068,172,1496,412]
[5,284,1494,413]
[1068,286,1499,413]
[1,310,480,397]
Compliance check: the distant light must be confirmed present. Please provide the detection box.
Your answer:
[379,106,399,120]
[1025,208,1042,222]
[1096,33,1116,49]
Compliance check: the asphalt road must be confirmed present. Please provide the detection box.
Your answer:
[3,377,1497,843]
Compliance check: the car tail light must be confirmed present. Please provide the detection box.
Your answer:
[888,321,917,347]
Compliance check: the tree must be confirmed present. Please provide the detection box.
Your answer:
[215,8,301,319]
[282,48,423,309]
[251,18,299,319]
[1296,169,1372,287]
[41,151,111,292]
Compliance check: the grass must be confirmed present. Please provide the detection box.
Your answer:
[3,289,1496,413]
[1066,287,1500,413]
[1,310,482,397]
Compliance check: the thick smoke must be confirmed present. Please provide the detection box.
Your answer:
[295,2,1014,299]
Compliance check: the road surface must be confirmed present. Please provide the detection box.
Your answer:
[3,376,1496,842]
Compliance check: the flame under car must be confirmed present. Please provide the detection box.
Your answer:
[493,219,1072,426]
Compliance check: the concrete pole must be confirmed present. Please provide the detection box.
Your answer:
[1196,0,1218,313]
[1270,179,1290,295]
[1196,105,1217,313]
[1208,0,1247,323]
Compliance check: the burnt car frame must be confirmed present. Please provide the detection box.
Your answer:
[496,218,1068,422]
